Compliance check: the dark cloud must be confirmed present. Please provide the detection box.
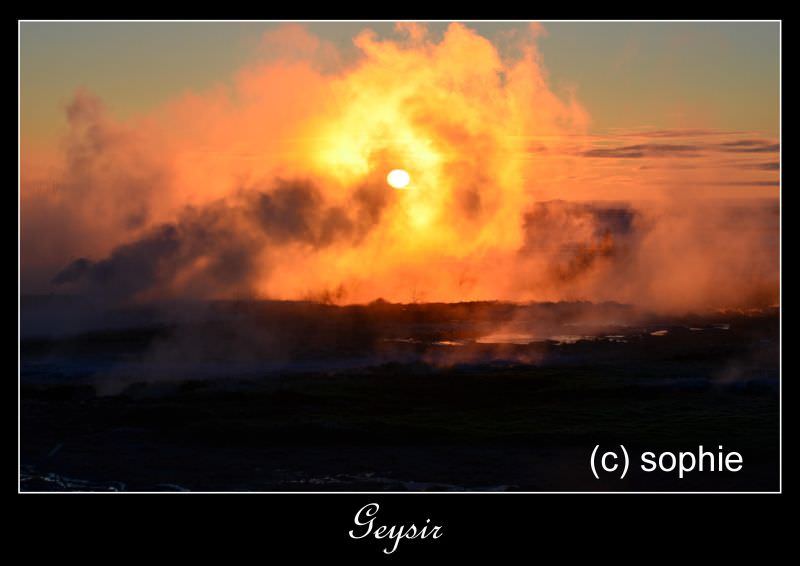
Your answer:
[722,181,780,187]
[581,138,779,160]
[252,180,324,244]
[352,182,390,237]
[582,144,701,158]
[53,225,182,302]
[318,206,356,247]
[741,162,780,171]
[51,258,92,285]
[520,201,638,283]
[51,178,389,303]
[718,140,779,153]
[623,129,729,138]
[251,178,389,247]
[720,139,770,147]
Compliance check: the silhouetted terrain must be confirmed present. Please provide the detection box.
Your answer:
[20,299,779,491]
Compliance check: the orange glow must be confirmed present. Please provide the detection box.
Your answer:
[20,23,779,313]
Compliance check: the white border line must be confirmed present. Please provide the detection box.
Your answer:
[17,19,782,495]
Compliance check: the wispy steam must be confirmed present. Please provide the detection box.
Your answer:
[23,23,778,313]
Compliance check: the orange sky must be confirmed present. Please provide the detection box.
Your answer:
[20,22,780,311]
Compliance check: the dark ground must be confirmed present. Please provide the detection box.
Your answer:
[20,299,779,491]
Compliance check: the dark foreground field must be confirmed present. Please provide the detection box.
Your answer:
[20,299,779,491]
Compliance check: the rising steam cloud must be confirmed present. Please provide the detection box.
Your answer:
[22,23,778,313]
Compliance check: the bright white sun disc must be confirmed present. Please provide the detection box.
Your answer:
[387,169,411,189]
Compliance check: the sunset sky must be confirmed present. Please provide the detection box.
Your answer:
[21,22,779,141]
[19,22,780,309]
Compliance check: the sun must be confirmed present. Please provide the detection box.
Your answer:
[387,169,411,189]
